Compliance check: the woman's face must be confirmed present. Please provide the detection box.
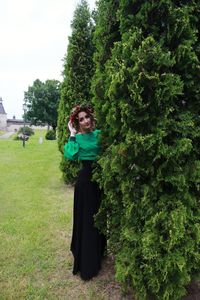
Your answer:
[78,111,92,133]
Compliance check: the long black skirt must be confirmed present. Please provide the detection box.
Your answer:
[70,160,106,280]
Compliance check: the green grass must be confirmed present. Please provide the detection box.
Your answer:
[0,131,121,300]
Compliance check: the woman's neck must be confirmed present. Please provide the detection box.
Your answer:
[79,128,94,134]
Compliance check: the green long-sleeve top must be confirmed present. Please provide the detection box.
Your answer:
[64,129,101,161]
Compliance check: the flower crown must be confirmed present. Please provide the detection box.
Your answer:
[70,104,94,124]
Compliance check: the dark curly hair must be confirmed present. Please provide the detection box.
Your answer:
[70,104,96,131]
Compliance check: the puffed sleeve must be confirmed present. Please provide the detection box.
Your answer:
[64,137,79,160]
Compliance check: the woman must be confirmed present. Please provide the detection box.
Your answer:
[64,105,106,280]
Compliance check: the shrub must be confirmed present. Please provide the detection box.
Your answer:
[45,130,56,140]
[18,126,34,136]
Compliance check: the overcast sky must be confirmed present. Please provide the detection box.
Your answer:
[0,0,96,119]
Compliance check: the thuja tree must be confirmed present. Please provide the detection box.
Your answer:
[57,0,94,183]
[91,0,121,244]
[93,1,200,299]
[91,0,120,126]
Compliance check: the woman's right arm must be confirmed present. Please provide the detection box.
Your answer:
[64,137,79,160]
[64,121,79,161]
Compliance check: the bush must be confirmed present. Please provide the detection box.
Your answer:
[18,126,34,136]
[45,130,56,140]
[13,134,29,141]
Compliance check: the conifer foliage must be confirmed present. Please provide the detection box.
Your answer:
[91,0,120,129]
[92,1,200,299]
[57,0,94,183]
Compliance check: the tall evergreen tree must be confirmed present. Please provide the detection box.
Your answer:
[90,0,121,253]
[93,1,200,299]
[57,0,94,183]
[91,0,120,127]
[91,0,121,255]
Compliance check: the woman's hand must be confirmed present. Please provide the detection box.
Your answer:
[68,121,77,136]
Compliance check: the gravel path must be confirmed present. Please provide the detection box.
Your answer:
[0,131,15,138]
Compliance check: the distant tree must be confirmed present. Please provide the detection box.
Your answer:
[57,0,94,183]
[24,79,61,130]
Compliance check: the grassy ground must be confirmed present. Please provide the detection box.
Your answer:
[0,131,125,300]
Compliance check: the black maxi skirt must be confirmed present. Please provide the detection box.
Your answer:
[70,160,106,280]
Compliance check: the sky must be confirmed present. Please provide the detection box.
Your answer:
[0,0,96,119]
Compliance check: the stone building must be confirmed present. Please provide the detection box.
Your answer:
[0,97,26,132]
[0,97,7,130]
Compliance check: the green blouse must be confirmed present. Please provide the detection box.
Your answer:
[64,129,101,161]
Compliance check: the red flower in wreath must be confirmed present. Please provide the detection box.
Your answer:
[70,105,81,124]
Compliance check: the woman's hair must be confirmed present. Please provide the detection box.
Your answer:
[70,104,96,131]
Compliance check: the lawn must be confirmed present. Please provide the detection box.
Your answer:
[0,131,122,300]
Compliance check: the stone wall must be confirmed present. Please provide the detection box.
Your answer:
[6,122,49,132]
[0,114,7,130]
